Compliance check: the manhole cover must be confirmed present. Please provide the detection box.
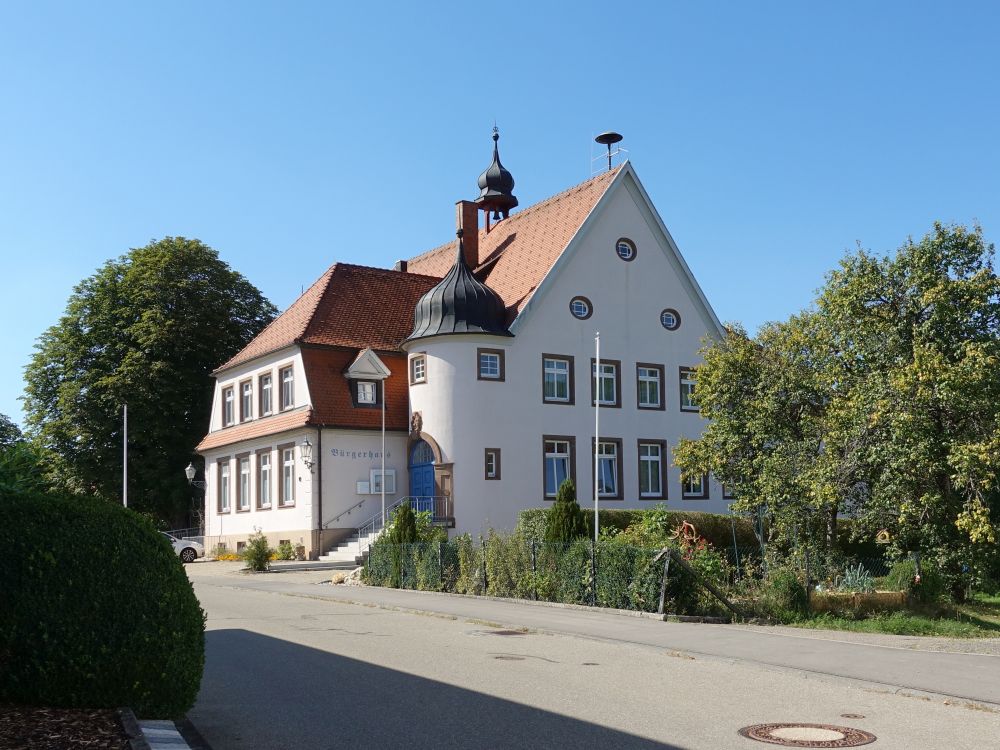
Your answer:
[738,723,876,747]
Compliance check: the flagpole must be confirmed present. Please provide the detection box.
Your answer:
[594,331,600,543]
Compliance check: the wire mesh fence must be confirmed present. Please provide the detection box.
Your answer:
[364,534,902,620]
[366,538,745,617]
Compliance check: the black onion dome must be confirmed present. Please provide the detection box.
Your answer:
[475,127,518,218]
[407,230,511,342]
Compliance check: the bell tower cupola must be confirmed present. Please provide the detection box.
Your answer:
[475,127,518,232]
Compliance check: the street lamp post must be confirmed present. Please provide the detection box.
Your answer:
[185,462,207,535]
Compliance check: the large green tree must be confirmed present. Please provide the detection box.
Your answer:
[23,237,276,524]
[677,224,1000,592]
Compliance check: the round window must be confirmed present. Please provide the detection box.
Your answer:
[615,238,636,262]
[660,308,681,331]
[570,296,593,320]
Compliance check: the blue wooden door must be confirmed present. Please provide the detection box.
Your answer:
[409,440,435,515]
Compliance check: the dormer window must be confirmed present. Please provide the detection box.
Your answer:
[357,381,377,405]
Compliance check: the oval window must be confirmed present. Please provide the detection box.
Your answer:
[570,296,593,320]
[660,308,681,331]
[616,238,636,262]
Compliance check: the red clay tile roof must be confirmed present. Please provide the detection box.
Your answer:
[196,407,312,451]
[217,264,440,372]
[406,167,619,319]
[301,349,410,429]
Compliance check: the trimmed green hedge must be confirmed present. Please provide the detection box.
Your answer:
[0,491,205,717]
[517,508,760,548]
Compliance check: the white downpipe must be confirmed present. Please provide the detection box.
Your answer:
[122,403,128,508]
[594,332,600,543]
[381,380,386,529]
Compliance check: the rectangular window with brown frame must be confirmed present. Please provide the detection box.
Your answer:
[681,472,709,500]
[477,348,505,381]
[484,448,501,480]
[236,454,251,511]
[410,353,427,385]
[637,440,667,499]
[636,363,665,410]
[279,443,295,507]
[217,458,231,513]
[257,449,272,509]
[591,358,622,408]
[542,354,574,404]
[543,435,576,499]
[279,366,294,410]
[679,366,699,412]
[222,387,234,426]
[591,437,624,500]
[239,380,253,422]
[259,372,273,416]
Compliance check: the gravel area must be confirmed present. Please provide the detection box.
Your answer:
[726,622,1000,655]
[0,705,129,749]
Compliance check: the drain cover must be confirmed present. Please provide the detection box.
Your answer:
[738,723,876,747]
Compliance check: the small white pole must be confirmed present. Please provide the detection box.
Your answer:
[381,379,386,529]
[594,332,600,543]
[122,403,128,508]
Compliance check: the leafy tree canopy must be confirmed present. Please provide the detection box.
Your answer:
[676,223,1000,591]
[0,413,23,448]
[23,237,277,523]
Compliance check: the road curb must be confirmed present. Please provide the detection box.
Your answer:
[119,709,194,750]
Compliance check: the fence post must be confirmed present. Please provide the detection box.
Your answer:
[657,552,672,615]
[804,544,811,611]
[590,538,597,607]
[438,541,443,589]
[482,539,488,594]
[530,541,538,601]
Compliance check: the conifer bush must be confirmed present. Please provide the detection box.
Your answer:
[543,479,587,543]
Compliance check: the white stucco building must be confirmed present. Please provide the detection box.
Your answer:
[196,133,730,558]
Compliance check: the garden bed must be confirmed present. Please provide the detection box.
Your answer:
[810,590,907,615]
[0,705,129,750]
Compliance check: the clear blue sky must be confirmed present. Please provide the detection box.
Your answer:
[2,2,998,428]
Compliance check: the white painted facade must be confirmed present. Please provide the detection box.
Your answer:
[405,166,731,535]
[198,161,731,554]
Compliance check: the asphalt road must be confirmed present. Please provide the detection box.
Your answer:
[187,564,1000,749]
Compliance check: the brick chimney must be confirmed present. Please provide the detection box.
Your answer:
[456,200,479,268]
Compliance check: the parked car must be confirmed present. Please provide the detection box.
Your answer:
[162,532,205,563]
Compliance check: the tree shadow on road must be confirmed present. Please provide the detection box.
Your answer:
[189,629,686,749]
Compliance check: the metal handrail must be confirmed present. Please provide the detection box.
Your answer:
[356,496,409,557]
[324,499,367,528]
[354,495,455,557]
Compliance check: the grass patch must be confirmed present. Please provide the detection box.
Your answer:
[790,595,1000,638]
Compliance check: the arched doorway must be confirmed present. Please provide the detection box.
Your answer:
[409,439,436,515]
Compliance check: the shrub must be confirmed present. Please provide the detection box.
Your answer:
[243,529,273,572]
[544,479,587,543]
[755,569,809,622]
[387,503,418,544]
[0,491,205,717]
[276,540,295,560]
[884,559,947,604]
[518,507,761,549]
